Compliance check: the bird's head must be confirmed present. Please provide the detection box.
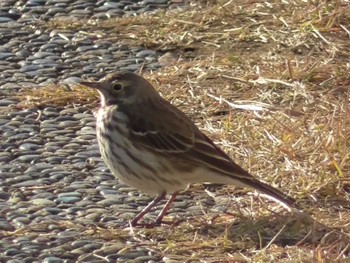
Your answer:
[81,72,158,106]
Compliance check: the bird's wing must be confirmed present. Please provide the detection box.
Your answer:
[124,98,247,174]
[188,131,250,176]
[124,98,195,153]
[124,97,242,168]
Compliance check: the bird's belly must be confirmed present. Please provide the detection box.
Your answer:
[96,132,187,195]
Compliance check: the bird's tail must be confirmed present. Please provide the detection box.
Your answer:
[201,167,295,210]
[237,175,295,210]
[191,132,295,210]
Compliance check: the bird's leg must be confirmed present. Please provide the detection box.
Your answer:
[131,192,166,227]
[155,192,178,225]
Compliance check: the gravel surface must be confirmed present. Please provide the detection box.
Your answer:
[0,0,182,90]
[0,1,228,262]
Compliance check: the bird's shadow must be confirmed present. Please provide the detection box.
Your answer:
[191,209,350,257]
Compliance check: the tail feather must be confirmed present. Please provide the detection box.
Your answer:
[242,176,295,207]
[191,131,295,209]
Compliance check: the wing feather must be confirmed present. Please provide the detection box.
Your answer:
[189,132,252,178]
[121,98,195,153]
[122,98,251,178]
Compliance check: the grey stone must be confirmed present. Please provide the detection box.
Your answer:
[21,64,43,72]
[13,180,44,187]
[30,192,55,199]
[31,199,56,206]
[0,221,15,231]
[19,143,41,151]
[0,52,13,59]
[56,196,81,204]
[16,155,41,163]
[42,257,63,263]
[0,99,15,106]
[12,216,31,226]
[58,192,82,197]
[44,207,62,215]
[136,49,156,57]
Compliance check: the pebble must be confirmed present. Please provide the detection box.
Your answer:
[136,49,156,57]
[19,143,41,151]
[42,257,63,263]
[58,192,82,198]
[0,99,16,106]
[12,217,31,227]
[56,196,81,204]
[0,191,10,200]
[12,180,44,187]
[0,221,15,231]
[4,248,19,256]
[31,199,56,206]
[42,107,60,117]
[58,120,79,128]
[16,155,42,163]
[143,0,168,4]
[44,207,62,215]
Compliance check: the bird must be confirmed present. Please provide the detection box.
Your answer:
[80,72,295,227]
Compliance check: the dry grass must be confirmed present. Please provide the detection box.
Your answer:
[9,0,350,261]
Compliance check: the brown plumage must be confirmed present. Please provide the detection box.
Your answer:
[81,72,295,227]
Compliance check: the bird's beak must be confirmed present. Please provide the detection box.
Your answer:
[81,80,108,106]
[80,81,102,90]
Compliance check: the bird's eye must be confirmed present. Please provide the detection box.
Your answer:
[112,83,123,91]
